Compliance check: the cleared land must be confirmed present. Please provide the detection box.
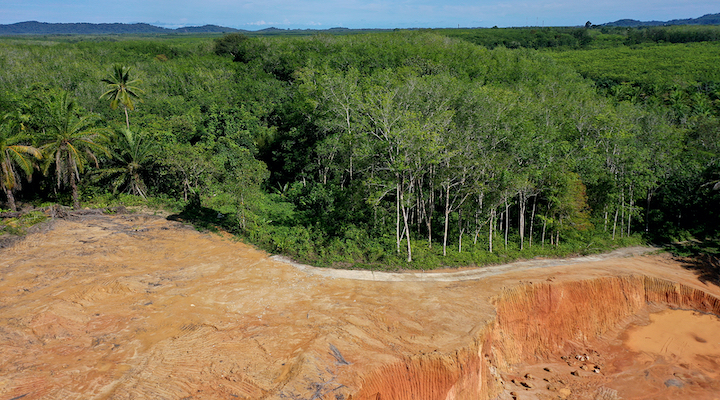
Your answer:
[0,213,718,399]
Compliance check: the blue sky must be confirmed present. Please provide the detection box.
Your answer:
[0,0,717,29]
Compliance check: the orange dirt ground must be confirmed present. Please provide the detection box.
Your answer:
[0,213,719,400]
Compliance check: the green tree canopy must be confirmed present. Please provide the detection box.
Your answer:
[100,64,144,128]
[42,92,109,209]
[0,111,42,211]
[94,128,156,198]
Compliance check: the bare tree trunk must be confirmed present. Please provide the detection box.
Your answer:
[627,195,634,237]
[645,191,652,233]
[71,171,80,210]
[426,177,434,248]
[396,177,401,255]
[416,189,422,236]
[620,190,625,238]
[239,194,246,230]
[489,209,495,253]
[604,206,608,232]
[124,106,130,129]
[443,184,450,256]
[612,207,619,240]
[498,210,503,248]
[528,195,536,248]
[458,209,464,253]
[4,187,17,212]
[474,193,483,245]
[555,217,561,246]
[518,192,526,250]
[504,198,509,250]
[401,192,412,263]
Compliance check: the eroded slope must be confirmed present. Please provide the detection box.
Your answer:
[0,214,717,400]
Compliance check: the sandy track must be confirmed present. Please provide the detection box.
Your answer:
[272,246,658,282]
[0,214,717,400]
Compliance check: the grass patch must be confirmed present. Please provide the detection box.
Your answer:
[0,211,49,236]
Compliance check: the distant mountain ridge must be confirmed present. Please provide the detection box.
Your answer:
[0,21,243,35]
[1,13,719,35]
[602,13,720,27]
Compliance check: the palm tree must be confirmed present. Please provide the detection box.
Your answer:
[42,92,109,209]
[0,111,42,211]
[100,65,144,129]
[94,128,155,198]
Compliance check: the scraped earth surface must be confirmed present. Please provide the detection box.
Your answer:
[0,214,719,400]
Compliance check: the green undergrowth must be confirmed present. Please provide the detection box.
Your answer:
[664,236,720,286]
[0,210,48,236]
[82,193,185,215]
[245,223,645,271]
[160,197,647,271]
[665,237,720,259]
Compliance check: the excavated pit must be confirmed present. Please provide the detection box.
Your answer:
[354,276,720,400]
[0,214,719,400]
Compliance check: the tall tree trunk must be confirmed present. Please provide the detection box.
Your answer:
[489,208,495,253]
[474,193,483,245]
[556,217,561,246]
[400,191,412,263]
[498,210,503,248]
[396,177,401,255]
[71,171,80,210]
[645,191,652,233]
[124,106,130,129]
[4,187,17,212]
[425,174,434,248]
[239,194,246,230]
[458,209,464,253]
[604,206,608,232]
[528,195,536,248]
[612,207,619,240]
[504,198,509,250]
[443,184,451,256]
[627,195,634,237]
[518,191,526,250]
[620,189,625,238]
[416,189,422,235]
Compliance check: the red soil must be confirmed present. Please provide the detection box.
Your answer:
[0,214,718,400]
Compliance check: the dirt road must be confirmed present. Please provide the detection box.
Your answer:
[273,246,658,282]
[0,214,718,400]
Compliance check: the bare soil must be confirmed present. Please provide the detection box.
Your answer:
[0,214,718,400]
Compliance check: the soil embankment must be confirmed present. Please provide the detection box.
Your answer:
[0,214,718,400]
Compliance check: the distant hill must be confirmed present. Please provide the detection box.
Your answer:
[171,25,242,34]
[0,21,242,35]
[255,27,287,33]
[0,21,396,37]
[603,13,720,27]
[2,13,718,36]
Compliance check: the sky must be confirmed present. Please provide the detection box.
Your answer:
[0,0,717,30]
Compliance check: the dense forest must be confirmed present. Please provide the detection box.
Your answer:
[1,25,718,269]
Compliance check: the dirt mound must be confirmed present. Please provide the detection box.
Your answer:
[0,214,718,400]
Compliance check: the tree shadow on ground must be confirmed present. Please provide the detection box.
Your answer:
[667,240,720,286]
[166,193,238,234]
